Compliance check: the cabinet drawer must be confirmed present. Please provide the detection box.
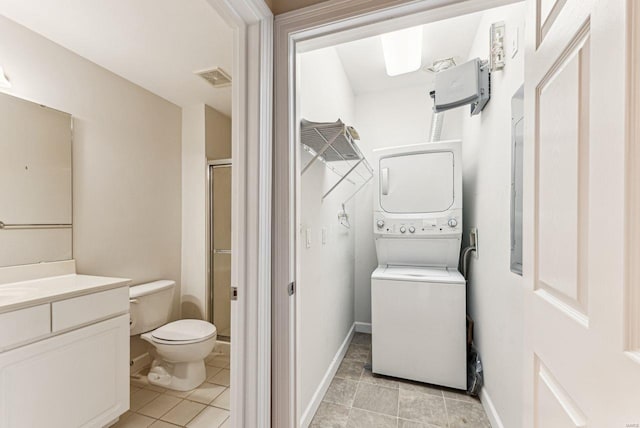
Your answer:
[52,286,129,332]
[0,304,50,351]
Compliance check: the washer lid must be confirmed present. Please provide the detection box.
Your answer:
[372,265,465,284]
[151,319,217,342]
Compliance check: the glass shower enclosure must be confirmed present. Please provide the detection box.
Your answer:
[209,163,232,341]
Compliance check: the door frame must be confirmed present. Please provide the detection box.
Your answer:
[208,0,273,427]
[273,0,519,426]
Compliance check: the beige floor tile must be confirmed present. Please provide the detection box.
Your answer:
[130,389,161,412]
[186,406,230,428]
[137,394,182,419]
[145,384,168,393]
[211,388,230,410]
[206,365,223,379]
[207,355,231,369]
[187,382,227,404]
[130,371,151,388]
[209,368,230,386]
[112,413,155,428]
[164,388,194,399]
[149,421,181,428]
[160,400,207,426]
[219,418,231,427]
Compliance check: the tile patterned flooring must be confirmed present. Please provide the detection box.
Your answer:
[310,333,491,428]
[112,342,231,428]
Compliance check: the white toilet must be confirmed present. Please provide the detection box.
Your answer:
[129,280,217,391]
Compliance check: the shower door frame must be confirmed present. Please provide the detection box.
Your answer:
[208,160,233,341]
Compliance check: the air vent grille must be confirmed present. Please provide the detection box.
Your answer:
[196,67,231,88]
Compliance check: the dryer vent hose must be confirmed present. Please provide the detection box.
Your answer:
[429,112,444,142]
[461,246,477,279]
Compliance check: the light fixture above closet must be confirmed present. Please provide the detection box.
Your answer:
[381,26,423,77]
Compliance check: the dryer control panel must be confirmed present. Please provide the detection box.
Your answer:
[374,213,461,237]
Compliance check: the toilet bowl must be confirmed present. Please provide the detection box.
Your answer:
[129,280,218,391]
[141,319,217,391]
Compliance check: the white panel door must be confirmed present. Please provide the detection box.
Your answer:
[524,0,640,426]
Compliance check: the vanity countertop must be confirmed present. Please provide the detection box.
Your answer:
[0,274,131,314]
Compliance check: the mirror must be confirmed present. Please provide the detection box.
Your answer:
[0,92,73,267]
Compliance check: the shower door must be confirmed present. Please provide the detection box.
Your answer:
[209,163,231,341]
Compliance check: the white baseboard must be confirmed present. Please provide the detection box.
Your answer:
[480,386,504,428]
[354,322,371,334]
[300,323,355,428]
[130,352,151,375]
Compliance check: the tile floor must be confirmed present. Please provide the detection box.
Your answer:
[112,341,231,428]
[310,333,491,428]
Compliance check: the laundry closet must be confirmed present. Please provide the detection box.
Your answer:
[296,2,526,427]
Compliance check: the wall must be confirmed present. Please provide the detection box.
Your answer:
[461,3,525,427]
[205,105,231,161]
[181,104,231,322]
[0,15,182,362]
[353,85,464,325]
[181,104,208,320]
[298,46,357,421]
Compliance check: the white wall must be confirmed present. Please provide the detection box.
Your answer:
[353,85,464,324]
[0,16,182,362]
[461,4,525,428]
[298,47,357,420]
[181,104,208,320]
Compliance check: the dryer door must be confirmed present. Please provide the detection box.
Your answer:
[379,151,454,214]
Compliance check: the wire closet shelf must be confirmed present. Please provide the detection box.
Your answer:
[300,118,373,204]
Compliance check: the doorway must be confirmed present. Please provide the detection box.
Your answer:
[209,162,232,341]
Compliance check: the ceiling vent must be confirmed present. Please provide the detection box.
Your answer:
[196,67,231,88]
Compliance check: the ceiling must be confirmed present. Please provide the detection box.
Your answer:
[0,0,234,115]
[334,11,483,95]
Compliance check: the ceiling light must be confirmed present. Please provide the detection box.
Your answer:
[381,26,423,77]
[0,66,11,88]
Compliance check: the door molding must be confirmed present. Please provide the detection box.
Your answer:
[625,0,640,360]
[208,0,273,426]
[273,0,520,426]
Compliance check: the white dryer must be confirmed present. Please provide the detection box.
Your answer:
[371,140,467,389]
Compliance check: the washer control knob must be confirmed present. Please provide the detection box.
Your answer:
[376,219,385,228]
[408,226,416,233]
[399,226,407,233]
[448,218,458,228]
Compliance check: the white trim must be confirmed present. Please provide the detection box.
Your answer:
[354,322,372,334]
[207,1,273,427]
[300,323,355,428]
[129,352,151,375]
[480,386,505,428]
[273,1,521,426]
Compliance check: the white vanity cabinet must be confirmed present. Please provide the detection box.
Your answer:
[0,275,130,428]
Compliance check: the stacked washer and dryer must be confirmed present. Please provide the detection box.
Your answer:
[371,140,467,390]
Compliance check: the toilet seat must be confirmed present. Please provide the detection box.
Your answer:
[150,319,217,345]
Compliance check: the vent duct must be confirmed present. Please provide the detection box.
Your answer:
[425,58,456,142]
[195,67,231,88]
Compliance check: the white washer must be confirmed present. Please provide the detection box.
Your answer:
[371,265,466,389]
[371,140,467,389]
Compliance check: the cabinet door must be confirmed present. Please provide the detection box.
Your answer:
[0,315,129,428]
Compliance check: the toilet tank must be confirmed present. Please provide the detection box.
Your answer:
[129,280,175,336]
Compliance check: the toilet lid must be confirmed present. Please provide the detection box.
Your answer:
[152,319,217,342]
